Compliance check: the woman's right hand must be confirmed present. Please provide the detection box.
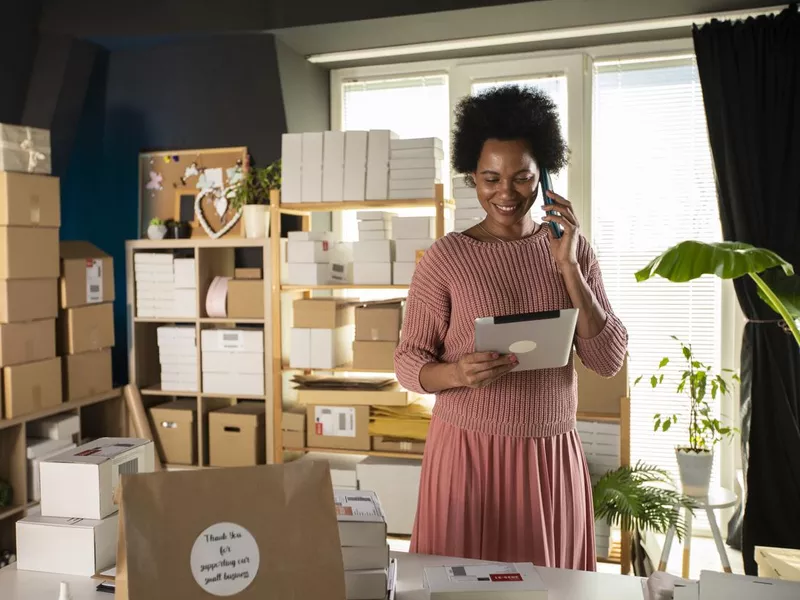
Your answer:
[454,352,518,388]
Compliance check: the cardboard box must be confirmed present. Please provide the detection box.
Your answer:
[0,318,55,367]
[353,262,392,285]
[323,131,345,203]
[355,302,402,341]
[287,231,333,242]
[394,239,434,263]
[0,226,59,279]
[58,241,115,308]
[393,262,416,285]
[0,171,60,227]
[202,372,264,396]
[301,132,324,203]
[356,457,422,535]
[282,408,306,448]
[283,429,304,448]
[293,298,356,329]
[0,278,58,323]
[58,302,115,355]
[15,513,118,576]
[287,239,330,263]
[63,348,113,402]
[0,124,51,174]
[3,356,61,419]
[27,413,80,440]
[306,404,370,451]
[343,131,368,201]
[234,267,262,279]
[39,437,156,520]
[209,403,266,467]
[366,130,398,201]
[201,328,263,353]
[359,230,390,241]
[227,279,264,319]
[353,341,397,371]
[149,399,198,465]
[287,263,330,286]
[372,436,424,454]
[353,240,394,263]
[281,133,302,204]
[27,440,76,502]
[298,383,410,407]
[392,216,434,239]
[290,326,354,370]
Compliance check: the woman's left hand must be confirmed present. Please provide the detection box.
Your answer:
[541,191,579,271]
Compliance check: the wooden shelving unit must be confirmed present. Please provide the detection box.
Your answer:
[269,184,451,463]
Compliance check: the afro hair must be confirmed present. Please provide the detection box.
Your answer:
[451,84,569,182]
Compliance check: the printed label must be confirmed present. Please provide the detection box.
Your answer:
[314,406,356,438]
[111,451,142,499]
[86,259,103,303]
[219,331,244,351]
[333,494,382,518]
[446,564,520,583]
[190,522,260,596]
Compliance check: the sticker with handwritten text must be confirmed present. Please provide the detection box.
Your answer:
[190,522,260,596]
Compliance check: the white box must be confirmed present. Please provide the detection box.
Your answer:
[173,289,198,318]
[358,220,390,232]
[366,163,389,200]
[389,177,440,190]
[27,414,80,440]
[393,262,416,285]
[16,513,118,576]
[173,258,195,288]
[391,137,442,151]
[290,328,312,369]
[134,252,173,265]
[392,216,434,239]
[356,457,421,535]
[202,372,264,396]
[455,218,482,231]
[390,167,441,180]
[288,230,334,242]
[389,187,435,200]
[162,380,198,392]
[353,263,392,285]
[390,147,444,160]
[201,329,264,353]
[455,196,481,210]
[201,351,264,374]
[0,124,51,174]
[353,240,394,263]
[389,158,442,170]
[356,211,393,221]
[453,187,479,200]
[346,569,389,600]
[343,131,368,201]
[359,230,390,241]
[301,132,324,203]
[298,452,365,489]
[287,263,330,286]
[395,238,434,262]
[311,326,354,369]
[455,207,485,220]
[282,133,303,204]
[366,130,397,201]
[322,131,345,203]
[423,563,547,599]
[39,438,156,520]
[28,442,77,502]
[367,130,397,166]
[329,261,353,284]
[288,239,331,263]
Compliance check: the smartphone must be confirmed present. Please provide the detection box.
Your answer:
[540,168,562,239]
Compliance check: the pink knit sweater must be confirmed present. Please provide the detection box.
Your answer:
[394,228,628,438]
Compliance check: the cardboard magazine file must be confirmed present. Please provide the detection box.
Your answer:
[115,461,347,600]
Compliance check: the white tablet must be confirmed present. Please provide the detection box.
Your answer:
[474,308,579,371]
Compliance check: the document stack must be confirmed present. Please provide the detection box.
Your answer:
[452,175,484,232]
[157,325,197,392]
[334,489,397,600]
[390,216,434,285]
[423,562,547,599]
[388,138,443,200]
[15,437,155,577]
[134,253,197,318]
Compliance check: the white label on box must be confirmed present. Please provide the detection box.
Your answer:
[334,493,383,519]
[86,259,103,303]
[315,406,356,437]
[219,330,244,350]
[190,522,260,595]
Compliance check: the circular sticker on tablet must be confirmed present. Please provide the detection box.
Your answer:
[509,340,537,354]
[190,522,260,596]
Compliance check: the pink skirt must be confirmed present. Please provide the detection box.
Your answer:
[410,416,596,571]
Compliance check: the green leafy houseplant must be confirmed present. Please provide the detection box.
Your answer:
[635,240,799,346]
[229,159,282,214]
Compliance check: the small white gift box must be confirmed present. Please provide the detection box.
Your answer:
[0,123,52,174]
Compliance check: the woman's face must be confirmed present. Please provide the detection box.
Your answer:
[471,138,539,229]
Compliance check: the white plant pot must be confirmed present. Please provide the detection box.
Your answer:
[147,224,167,240]
[676,448,713,497]
[243,205,269,238]
[595,520,611,559]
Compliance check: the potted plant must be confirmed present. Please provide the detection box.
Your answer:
[635,336,739,497]
[147,217,167,240]
[229,159,281,239]
[165,219,192,239]
[593,462,695,560]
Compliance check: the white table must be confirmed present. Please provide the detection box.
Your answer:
[0,551,645,599]
[657,486,738,578]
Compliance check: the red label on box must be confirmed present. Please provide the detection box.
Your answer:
[315,422,323,436]
[322,241,329,251]
[490,573,523,582]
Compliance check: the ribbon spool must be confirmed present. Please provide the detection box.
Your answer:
[205,276,230,318]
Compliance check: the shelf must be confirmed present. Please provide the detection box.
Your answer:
[278,197,451,213]
[134,317,196,323]
[285,447,423,460]
[198,317,265,325]
[281,284,409,291]
[134,317,266,325]
[282,363,395,374]
[140,385,198,397]
[126,237,268,250]
[0,388,123,431]
[576,411,622,424]
[0,505,25,521]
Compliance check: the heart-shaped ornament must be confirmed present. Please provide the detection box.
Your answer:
[195,187,242,239]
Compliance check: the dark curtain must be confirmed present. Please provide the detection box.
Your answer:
[692,5,800,575]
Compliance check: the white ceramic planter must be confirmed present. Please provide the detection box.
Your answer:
[676,448,713,497]
[147,224,167,240]
[243,205,269,238]
[595,520,611,559]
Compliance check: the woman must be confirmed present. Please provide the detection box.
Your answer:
[394,85,628,571]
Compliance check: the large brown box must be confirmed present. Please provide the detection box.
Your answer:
[305,404,370,451]
[59,241,115,308]
[293,298,356,329]
[58,302,115,355]
[63,348,113,402]
[2,356,62,419]
[282,408,306,448]
[226,279,264,319]
[372,436,424,454]
[355,301,402,342]
[0,226,59,279]
[149,399,199,466]
[209,402,266,467]
[0,318,55,367]
[352,340,397,371]
[0,172,60,227]
[0,279,58,323]
[297,383,411,407]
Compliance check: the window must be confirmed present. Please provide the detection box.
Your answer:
[591,56,724,495]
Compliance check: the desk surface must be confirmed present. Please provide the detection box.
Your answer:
[0,552,645,600]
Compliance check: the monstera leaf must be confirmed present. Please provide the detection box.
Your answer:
[636,240,799,345]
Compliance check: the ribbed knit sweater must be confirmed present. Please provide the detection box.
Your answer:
[394,228,628,438]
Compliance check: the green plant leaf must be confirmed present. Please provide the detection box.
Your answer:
[682,346,691,360]
[651,375,658,388]
[662,420,671,432]
[634,375,642,386]
[758,269,800,322]
[659,357,669,368]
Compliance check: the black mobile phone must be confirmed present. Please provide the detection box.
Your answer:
[540,168,562,239]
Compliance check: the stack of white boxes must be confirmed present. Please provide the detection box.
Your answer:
[290,298,355,370]
[157,325,197,392]
[134,253,197,318]
[201,328,264,396]
[391,216,435,285]
[15,437,155,577]
[352,236,394,285]
[25,414,80,503]
[357,211,392,241]
[365,130,397,201]
[452,175,484,232]
[286,231,332,285]
[389,138,443,200]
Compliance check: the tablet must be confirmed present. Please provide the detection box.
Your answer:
[474,308,579,371]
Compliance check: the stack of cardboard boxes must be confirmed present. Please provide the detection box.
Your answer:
[58,242,115,402]
[390,216,435,286]
[388,138,443,200]
[351,300,402,372]
[452,175,484,232]
[201,328,265,396]
[290,298,355,370]
[15,437,155,576]
[134,252,197,319]
[157,325,197,392]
